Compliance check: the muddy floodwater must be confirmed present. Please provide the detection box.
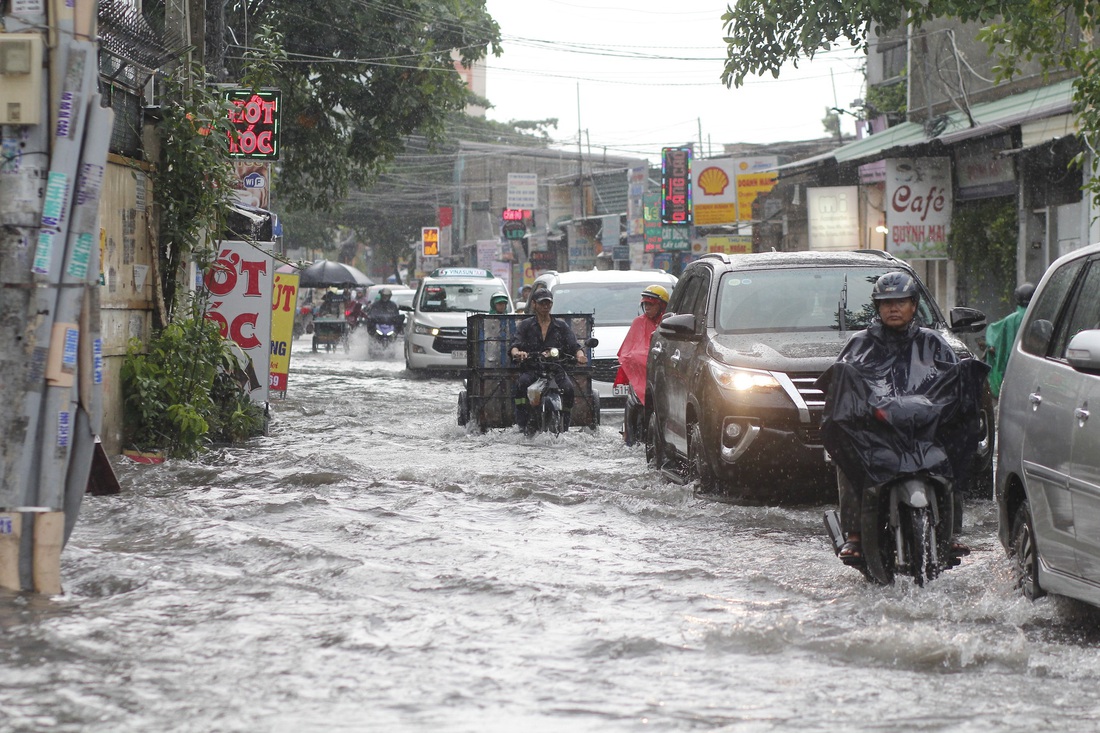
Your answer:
[6,337,1100,732]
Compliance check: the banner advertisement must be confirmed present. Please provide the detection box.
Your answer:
[736,170,778,222]
[549,186,573,231]
[885,157,952,258]
[203,240,274,403]
[269,272,299,393]
[807,186,860,251]
[693,158,737,225]
[491,261,512,294]
[707,235,753,255]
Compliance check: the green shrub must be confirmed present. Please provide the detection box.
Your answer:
[121,307,265,458]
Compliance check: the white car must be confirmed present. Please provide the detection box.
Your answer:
[528,269,678,413]
[405,267,511,372]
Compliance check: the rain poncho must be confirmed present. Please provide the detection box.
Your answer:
[984,305,1026,398]
[613,314,659,405]
[815,319,989,492]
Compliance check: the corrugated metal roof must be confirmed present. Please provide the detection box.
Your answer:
[781,78,1077,170]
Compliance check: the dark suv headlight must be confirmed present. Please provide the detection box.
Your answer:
[708,361,781,392]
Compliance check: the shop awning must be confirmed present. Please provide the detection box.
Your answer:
[780,78,1077,171]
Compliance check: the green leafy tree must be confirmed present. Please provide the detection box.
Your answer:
[217,0,502,212]
[719,0,1100,199]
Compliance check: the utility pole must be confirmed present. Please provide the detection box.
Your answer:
[0,0,110,593]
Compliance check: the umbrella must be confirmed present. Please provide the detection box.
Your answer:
[289,260,373,288]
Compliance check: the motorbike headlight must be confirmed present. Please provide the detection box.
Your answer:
[708,362,781,392]
[413,322,439,336]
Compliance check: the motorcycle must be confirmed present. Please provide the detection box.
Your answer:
[365,314,401,358]
[518,339,597,437]
[817,359,988,586]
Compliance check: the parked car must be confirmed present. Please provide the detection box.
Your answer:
[404,267,510,372]
[526,269,678,412]
[996,242,1100,607]
[646,250,991,504]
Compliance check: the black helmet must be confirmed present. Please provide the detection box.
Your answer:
[872,272,920,302]
[1014,282,1035,306]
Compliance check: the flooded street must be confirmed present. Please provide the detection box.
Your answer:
[7,336,1100,732]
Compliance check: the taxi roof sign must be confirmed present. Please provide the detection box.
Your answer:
[430,267,494,278]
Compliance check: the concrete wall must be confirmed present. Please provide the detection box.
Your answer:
[97,154,157,454]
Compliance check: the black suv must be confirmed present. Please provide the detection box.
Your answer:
[645,250,992,503]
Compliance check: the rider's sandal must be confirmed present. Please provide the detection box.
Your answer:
[838,540,863,566]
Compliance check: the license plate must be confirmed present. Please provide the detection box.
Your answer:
[612,384,631,396]
[451,350,467,360]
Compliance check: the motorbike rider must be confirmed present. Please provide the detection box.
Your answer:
[613,284,669,406]
[509,287,588,430]
[490,292,510,314]
[984,282,1034,398]
[365,287,403,333]
[823,271,979,562]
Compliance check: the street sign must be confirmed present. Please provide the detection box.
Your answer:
[422,227,440,257]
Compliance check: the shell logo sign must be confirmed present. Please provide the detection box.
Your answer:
[697,167,730,196]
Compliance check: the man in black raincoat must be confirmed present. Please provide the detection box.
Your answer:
[509,288,587,430]
[816,272,989,562]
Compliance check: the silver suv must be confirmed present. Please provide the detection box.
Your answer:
[997,242,1100,607]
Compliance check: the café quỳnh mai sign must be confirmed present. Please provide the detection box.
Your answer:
[226,89,281,160]
[885,157,952,258]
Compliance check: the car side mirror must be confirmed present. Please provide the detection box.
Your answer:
[584,337,599,349]
[1066,330,1100,373]
[658,312,700,340]
[950,306,987,333]
[1022,319,1053,355]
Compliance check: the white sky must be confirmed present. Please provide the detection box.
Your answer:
[481,0,868,164]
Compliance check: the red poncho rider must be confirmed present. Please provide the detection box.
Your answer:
[612,285,670,405]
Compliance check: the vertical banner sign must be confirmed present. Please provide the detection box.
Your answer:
[661,146,692,225]
[225,88,281,160]
[627,165,647,245]
[232,160,270,208]
[643,192,663,253]
[422,227,440,258]
[203,240,274,403]
[270,272,299,393]
[885,157,952,258]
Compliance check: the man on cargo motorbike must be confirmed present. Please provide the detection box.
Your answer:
[365,288,403,333]
[510,288,588,431]
[817,271,988,569]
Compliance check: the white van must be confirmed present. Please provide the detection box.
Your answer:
[404,267,511,372]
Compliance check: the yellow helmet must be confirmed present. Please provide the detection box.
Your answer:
[640,284,670,304]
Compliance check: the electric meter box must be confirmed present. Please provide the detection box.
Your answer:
[0,34,44,125]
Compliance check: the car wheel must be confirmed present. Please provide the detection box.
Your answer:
[964,400,995,498]
[1011,502,1044,601]
[645,411,665,469]
[688,422,717,494]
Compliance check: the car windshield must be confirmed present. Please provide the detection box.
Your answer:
[548,281,669,326]
[715,267,937,333]
[419,282,501,313]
